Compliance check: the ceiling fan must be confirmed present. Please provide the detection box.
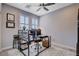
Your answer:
[25,3,55,11]
[36,3,55,11]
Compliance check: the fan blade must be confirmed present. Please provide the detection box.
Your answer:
[44,3,55,6]
[39,4,43,6]
[43,7,49,11]
[37,8,41,11]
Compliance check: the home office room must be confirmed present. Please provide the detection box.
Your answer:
[0,1,78,57]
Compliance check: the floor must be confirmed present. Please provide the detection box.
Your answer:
[0,45,76,56]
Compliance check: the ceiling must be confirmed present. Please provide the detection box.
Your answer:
[6,3,72,16]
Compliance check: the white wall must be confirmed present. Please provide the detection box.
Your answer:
[40,4,78,49]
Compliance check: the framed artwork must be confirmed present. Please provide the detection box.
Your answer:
[6,13,15,28]
[6,21,15,28]
[7,13,15,21]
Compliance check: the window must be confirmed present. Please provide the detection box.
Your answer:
[20,15,29,30]
[32,18,38,29]
[19,15,39,30]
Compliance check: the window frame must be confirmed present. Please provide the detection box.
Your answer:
[19,15,29,30]
[19,14,39,30]
[32,17,39,29]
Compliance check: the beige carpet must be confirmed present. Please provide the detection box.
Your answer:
[0,46,76,56]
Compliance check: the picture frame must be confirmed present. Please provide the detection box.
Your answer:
[6,21,15,28]
[6,13,15,28]
[7,13,15,22]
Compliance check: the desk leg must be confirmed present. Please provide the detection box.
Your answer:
[48,36,51,47]
[13,39,15,48]
[36,42,39,56]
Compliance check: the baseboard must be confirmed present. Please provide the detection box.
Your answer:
[52,42,76,52]
[0,46,12,53]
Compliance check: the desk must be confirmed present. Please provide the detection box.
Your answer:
[13,34,51,56]
[34,35,50,56]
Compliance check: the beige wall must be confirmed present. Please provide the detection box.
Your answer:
[1,4,39,48]
[1,3,78,50]
[0,3,1,49]
[40,4,78,48]
[0,13,1,49]
[2,4,20,48]
[0,4,1,12]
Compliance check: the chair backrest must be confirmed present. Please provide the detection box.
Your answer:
[18,30,28,41]
[37,29,41,35]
